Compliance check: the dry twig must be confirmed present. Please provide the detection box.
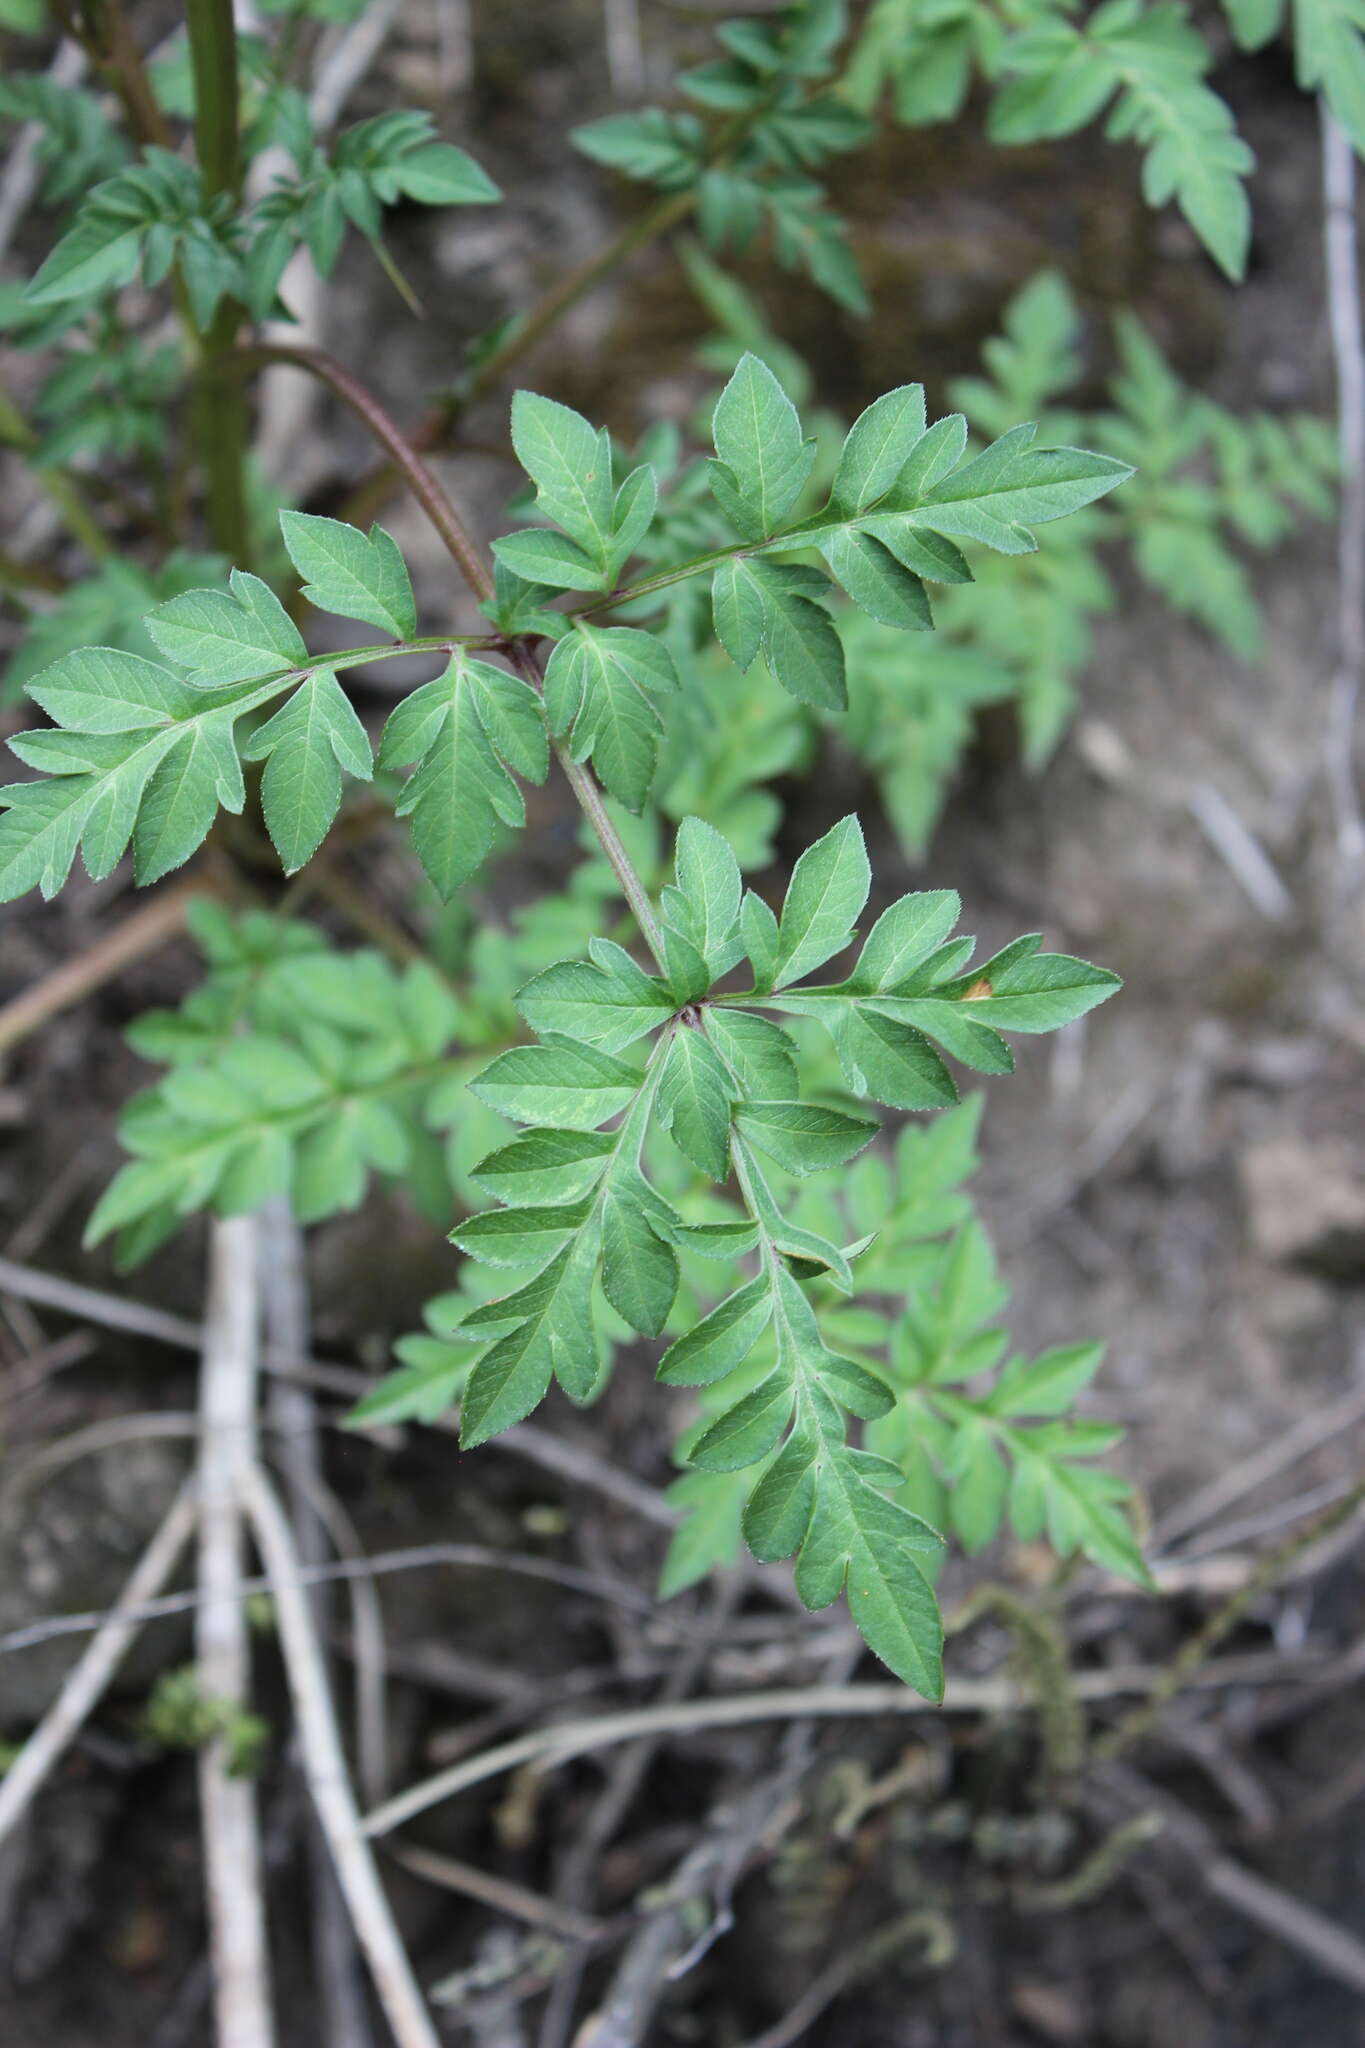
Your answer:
[1097,1763,1365,1999]
[241,1460,442,2048]
[260,1198,375,2048]
[0,1480,197,1846]
[197,1215,275,2047]
[0,878,207,1059]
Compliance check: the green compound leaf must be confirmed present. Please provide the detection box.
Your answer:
[470,1038,642,1129]
[470,1127,617,1206]
[921,934,1123,1030]
[710,351,816,539]
[25,202,144,304]
[379,655,548,898]
[601,1181,679,1335]
[904,425,1134,553]
[133,722,248,885]
[656,1275,774,1387]
[689,1373,794,1472]
[793,1449,945,1698]
[241,670,373,874]
[851,890,964,992]
[831,384,929,514]
[987,1340,1107,1419]
[656,1025,736,1181]
[145,571,307,687]
[710,554,766,671]
[572,107,706,186]
[0,650,282,902]
[386,141,500,204]
[516,941,674,1052]
[819,527,934,631]
[987,0,1252,280]
[663,815,744,976]
[734,1099,879,1175]
[492,527,608,593]
[703,1007,800,1098]
[773,813,870,986]
[712,557,846,709]
[543,624,678,810]
[279,512,417,638]
[457,1232,601,1443]
[510,389,616,564]
[450,1200,592,1268]
[84,943,463,1257]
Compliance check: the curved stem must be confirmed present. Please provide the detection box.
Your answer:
[237,344,495,605]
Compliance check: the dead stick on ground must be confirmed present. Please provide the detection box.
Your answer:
[241,1460,442,2048]
[365,1660,1317,1840]
[259,1197,375,2048]
[1097,1763,1365,2000]
[0,1480,198,1846]
[539,1577,741,2048]
[197,1215,276,2048]
[0,878,205,1059]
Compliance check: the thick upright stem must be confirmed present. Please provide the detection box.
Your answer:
[187,0,242,201]
[187,0,250,558]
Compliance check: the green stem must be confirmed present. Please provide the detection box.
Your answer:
[580,515,857,623]
[186,0,249,560]
[580,544,749,618]
[187,0,242,201]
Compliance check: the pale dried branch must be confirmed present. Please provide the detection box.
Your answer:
[259,1197,375,2048]
[0,879,205,1059]
[1097,1763,1365,1999]
[197,1215,275,2048]
[240,1460,442,2048]
[0,1479,197,1847]
[362,1656,1327,1840]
